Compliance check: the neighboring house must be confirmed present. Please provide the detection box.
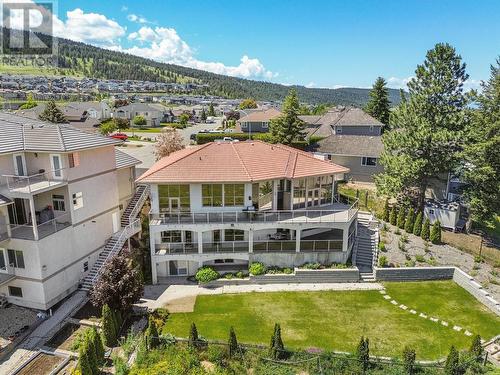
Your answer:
[0,113,142,310]
[137,140,358,282]
[314,135,384,183]
[235,108,282,133]
[113,103,167,127]
[17,101,112,133]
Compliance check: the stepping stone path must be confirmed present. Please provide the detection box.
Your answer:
[378,287,475,339]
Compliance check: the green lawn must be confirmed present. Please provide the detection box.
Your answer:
[337,183,385,217]
[163,281,499,360]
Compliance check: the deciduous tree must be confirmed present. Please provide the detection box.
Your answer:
[154,128,185,161]
[238,98,258,109]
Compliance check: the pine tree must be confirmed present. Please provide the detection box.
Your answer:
[404,209,415,233]
[389,205,398,226]
[188,322,199,348]
[228,327,238,358]
[383,199,390,222]
[365,77,391,125]
[397,207,406,229]
[39,100,67,123]
[200,108,207,123]
[269,323,285,359]
[444,346,460,375]
[402,346,416,375]
[89,327,104,365]
[430,220,442,244]
[269,89,306,144]
[462,60,500,222]
[78,345,94,375]
[376,43,470,209]
[413,211,423,236]
[208,102,216,117]
[101,304,117,347]
[469,334,483,361]
[421,218,431,241]
[356,336,370,373]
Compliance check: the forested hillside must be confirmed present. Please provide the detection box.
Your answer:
[3,29,401,106]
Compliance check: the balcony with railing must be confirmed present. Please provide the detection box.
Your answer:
[1,212,72,241]
[150,199,358,227]
[1,168,68,196]
[154,239,344,256]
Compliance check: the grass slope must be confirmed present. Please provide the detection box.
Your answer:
[163,281,499,360]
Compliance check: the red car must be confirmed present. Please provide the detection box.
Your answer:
[109,133,128,141]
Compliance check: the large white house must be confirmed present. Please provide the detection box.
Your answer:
[137,141,359,282]
[0,113,143,310]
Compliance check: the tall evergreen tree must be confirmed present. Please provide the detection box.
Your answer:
[145,316,160,349]
[382,198,390,222]
[188,322,199,348]
[462,60,500,223]
[402,346,416,375]
[101,304,117,347]
[365,77,391,125]
[421,218,431,241]
[413,211,423,236]
[356,336,370,373]
[430,220,442,244]
[444,346,460,375]
[389,205,398,226]
[397,207,407,229]
[269,89,306,144]
[208,102,216,117]
[269,323,285,359]
[39,100,67,123]
[228,327,238,358]
[469,334,483,361]
[404,209,415,233]
[376,43,470,209]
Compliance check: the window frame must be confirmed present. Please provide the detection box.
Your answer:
[52,194,65,212]
[8,286,23,298]
[72,192,84,210]
[225,229,245,242]
[361,157,377,167]
[7,249,24,269]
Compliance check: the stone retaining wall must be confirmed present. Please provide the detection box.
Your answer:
[453,268,500,316]
[373,266,455,281]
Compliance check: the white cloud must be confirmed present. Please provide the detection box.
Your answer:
[127,14,149,24]
[387,76,414,90]
[463,79,482,92]
[121,6,128,12]
[123,26,276,79]
[306,82,316,88]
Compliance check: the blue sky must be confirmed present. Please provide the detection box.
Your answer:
[51,0,500,89]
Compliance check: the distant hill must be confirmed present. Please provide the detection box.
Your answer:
[2,29,402,106]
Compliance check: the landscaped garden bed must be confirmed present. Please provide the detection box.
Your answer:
[160,281,500,359]
[16,352,65,375]
[45,323,88,351]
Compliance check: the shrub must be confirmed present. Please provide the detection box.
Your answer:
[401,233,409,243]
[132,115,147,127]
[404,209,415,233]
[474,255,484,263]
[101,304,117,347]
[235,271,246,278]
[415,254,425,263]
[206,344,227,365]
[145,316,160,349]
[302,262,321,270]
[430,220,442,244]
[421,218,431,241]
[389,206,397,225]
[427,257,438,266]
[112,355,129,375]
[413,211,423,236]
[404,260,416,267]
[398,239,406,252]
[283,268,293,274]
[383,199,390,222]
[249,262,266,275]
[469,334,483,361]
[395,227,401,235]
[356,337,370,373]
[378,242,386,252]
[224,273,234,279]
[195,267,219,283]
[397,207,406,229]
[402,346,416,375]
[378,255,388,267]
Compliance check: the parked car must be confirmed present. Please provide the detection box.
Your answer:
[109,133,128,141]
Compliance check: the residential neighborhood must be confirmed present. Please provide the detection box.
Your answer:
[0,1,499,374]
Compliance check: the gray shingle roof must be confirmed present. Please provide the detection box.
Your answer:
[0,112,120,154]
[115,148,140,169]
[316,135,384,157]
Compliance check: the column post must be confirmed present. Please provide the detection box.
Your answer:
[248,229,253,253]
[342,224,349,252]
[28,197,38,240]
[150,227,158,284]
[197,231,203,254]
[295,228,301,253]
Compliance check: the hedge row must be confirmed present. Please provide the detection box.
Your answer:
[195,132,308,150]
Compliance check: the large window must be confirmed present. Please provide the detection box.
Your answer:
[52,194,65,211]
[225,229,244,241]
[223,184,245,206]
[202,184,223,207]
[7,249,24,269]
[161,230,182,243]
[159,185,190,212]
[0,249,5,270]
[72,192,83,210]
[361,157,377,167]
[293,178,306,209]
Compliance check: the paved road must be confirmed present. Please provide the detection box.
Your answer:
[124,119,220,143]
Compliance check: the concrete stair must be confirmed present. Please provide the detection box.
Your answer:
[79,185,149,291]
[354,212,379,277]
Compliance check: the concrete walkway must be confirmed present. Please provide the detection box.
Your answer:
[137,282,384,312]
[0,291,87,374]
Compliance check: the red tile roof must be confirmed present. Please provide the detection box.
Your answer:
[137,140,349,183]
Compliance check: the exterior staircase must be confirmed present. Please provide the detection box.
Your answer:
[79,185,150,291]
[353,212,379,282]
